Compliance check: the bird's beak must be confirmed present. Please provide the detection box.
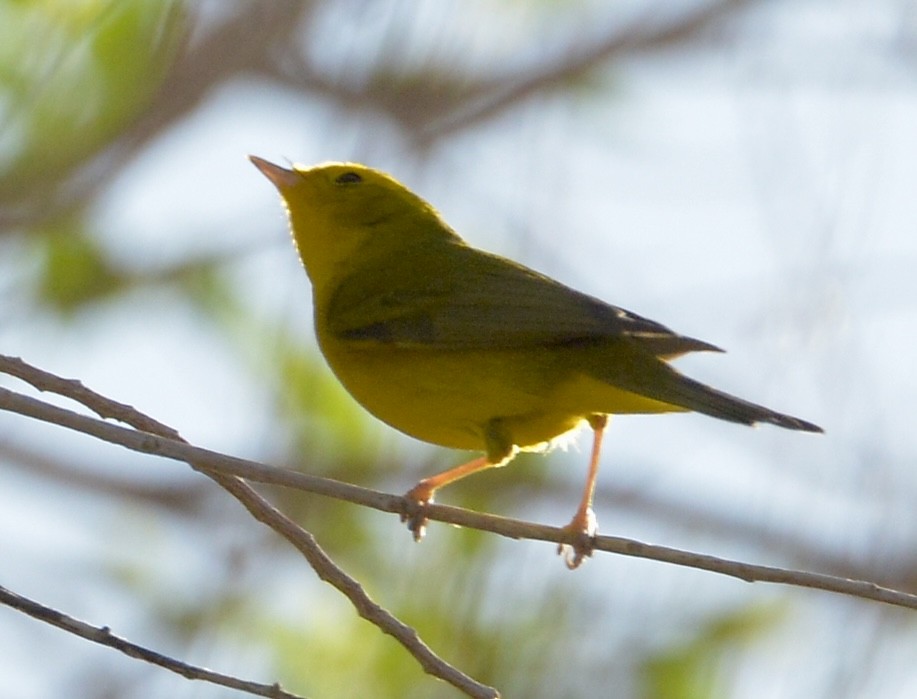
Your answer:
[249,155,301,190]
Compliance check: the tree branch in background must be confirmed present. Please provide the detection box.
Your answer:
[0,439,210,512]
[0,1,756,229]
[0,584,304,699]
[414,0,754,144]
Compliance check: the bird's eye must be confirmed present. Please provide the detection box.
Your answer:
[335,171,362,185]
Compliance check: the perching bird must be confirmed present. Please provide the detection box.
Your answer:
[251,156,822,567]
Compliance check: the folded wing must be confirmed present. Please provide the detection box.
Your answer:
[326,240,721,358]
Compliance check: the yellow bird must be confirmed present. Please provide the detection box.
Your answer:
[251,156,822,568]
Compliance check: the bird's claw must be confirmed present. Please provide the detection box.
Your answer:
[400,483,436,542]
[557,506,598,569]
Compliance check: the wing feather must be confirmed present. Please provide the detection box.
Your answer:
[326,241,721,356]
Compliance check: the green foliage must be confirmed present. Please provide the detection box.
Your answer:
[0,0,186,208]
[263,546,584,699]
[32,215,127,314]
[28,214,236,317]
[640,603,784,699]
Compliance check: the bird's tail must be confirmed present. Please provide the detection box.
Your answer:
[659,371,823,432]
[595,341,823,433]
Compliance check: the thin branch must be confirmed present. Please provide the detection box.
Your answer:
[257,0,756,148]
[0,356,499,699]
[414,0,753,144]
[0,439,210,512]
[0,584,302,699]
[522,477,915,591]
[1,357,915,613]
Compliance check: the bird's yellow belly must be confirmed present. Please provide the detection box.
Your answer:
[317,337,683,453]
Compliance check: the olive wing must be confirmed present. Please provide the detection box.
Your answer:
[326,241,720,356]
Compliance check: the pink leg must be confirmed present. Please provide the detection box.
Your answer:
[558,415,608,569]
[401,456,492,541]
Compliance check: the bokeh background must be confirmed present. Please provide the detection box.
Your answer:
[1,1,915,697]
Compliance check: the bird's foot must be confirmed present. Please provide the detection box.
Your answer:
[400,481,436,542]
[557,506,598,570]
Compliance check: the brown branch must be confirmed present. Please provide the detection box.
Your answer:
[0,584,302,699]
[522,477,915,591]
[1,356,915,613]
[0,355,499,699]
[413,0,753,144]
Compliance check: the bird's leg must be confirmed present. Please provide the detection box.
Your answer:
[403,418,516,541]
[559,414,608,569]
[401,455,492,541]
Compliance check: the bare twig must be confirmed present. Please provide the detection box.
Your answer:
[0,584,303,699]
[414,0,754,144]
[0,355,499,699]
[1,356,915,613]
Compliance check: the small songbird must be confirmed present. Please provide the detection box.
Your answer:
[251,156,822,568]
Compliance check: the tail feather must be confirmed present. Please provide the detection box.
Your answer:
[597,340,823,433]
[666,373,823,433]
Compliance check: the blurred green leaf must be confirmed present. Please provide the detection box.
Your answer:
[33,216,127,314]
[0,0,186,207]
[28,216,236,316]
[640,603,784,699]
